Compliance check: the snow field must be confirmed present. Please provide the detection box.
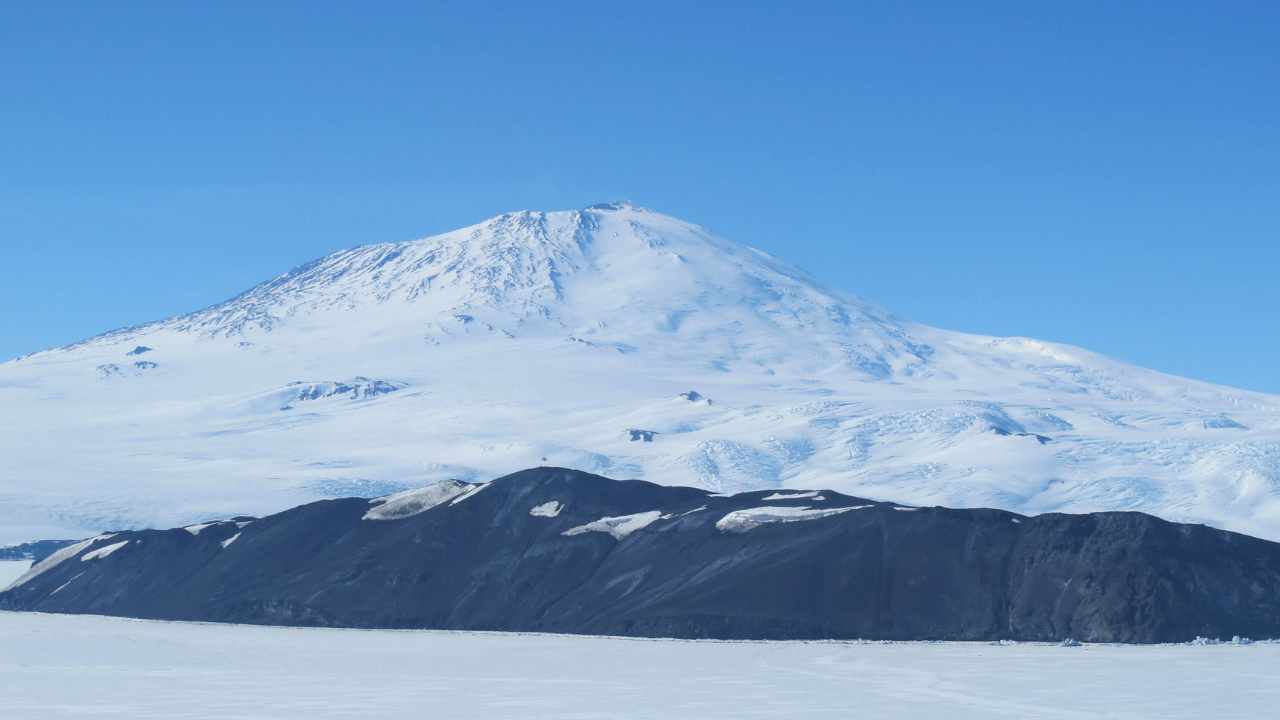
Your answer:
[0,611,1276,719]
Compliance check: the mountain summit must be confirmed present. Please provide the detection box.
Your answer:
[140,202,931,379]
[3,204,1278,543]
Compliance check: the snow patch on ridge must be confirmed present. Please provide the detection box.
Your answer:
[716,505,869,533]
[563,511,662,540]
[81,540,129,561]
[448,482,491,506]
[529,501,563,518]
[762,491,824,501]
[184,523,218,536]
[363,480,473,520]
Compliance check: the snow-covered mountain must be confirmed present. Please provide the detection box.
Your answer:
[3,202,1278,543]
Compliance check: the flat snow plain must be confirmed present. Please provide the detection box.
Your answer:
[0,561,1275,720]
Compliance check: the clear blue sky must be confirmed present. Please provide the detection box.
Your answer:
[2,2,1277,391]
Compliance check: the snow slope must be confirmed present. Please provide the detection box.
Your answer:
[2,202,1278,542]
[0,562,30,589]
[1,612,1277,719]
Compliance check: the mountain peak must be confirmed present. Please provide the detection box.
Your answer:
[138,206,909,368]
[5,205,1279,546]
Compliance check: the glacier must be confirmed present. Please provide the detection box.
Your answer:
[1,202,1278,542]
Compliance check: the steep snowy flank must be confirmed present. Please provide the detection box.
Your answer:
[5,535,115,590]
[363,480,474,520]
[2,202,1279,543]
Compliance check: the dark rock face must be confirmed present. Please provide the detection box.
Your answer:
[285,377,405,403]
[0,539,77,563]
[4,467,1280,643]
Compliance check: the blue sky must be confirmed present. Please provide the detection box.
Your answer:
[2,2,1277,391]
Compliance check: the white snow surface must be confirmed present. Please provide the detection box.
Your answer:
[0,561,30,589]
[762,491,824,501]
[3,203,1280,542]
[529,501,563,518]
[1,613,1277,719]
[362,480,473,521]
[79,540,129,561]
[220,533,241,548]
[563,511,663,540]
[716,505,869,533]
[183,523,217,536]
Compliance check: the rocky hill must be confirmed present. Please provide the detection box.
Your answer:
[5,468,1279,643]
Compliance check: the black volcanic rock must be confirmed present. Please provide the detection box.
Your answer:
[4,467,1280,643]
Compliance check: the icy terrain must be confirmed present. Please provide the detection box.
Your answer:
[2,202,1278,542]
[0,612,1275,719]
[0,561,30,588]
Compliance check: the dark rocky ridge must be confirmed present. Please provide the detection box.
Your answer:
[4,467,1280,643]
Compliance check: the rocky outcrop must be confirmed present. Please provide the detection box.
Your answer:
[4,468,1280,643]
